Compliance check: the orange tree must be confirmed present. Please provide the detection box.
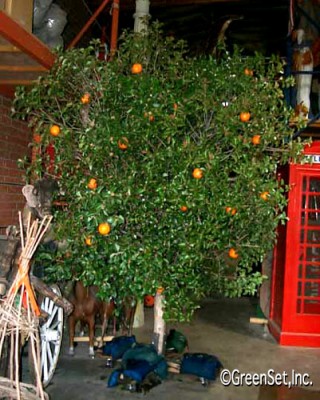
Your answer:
[13,23,307,321]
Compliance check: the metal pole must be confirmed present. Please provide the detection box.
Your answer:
[110,0,120,56]
[67,0,111,49]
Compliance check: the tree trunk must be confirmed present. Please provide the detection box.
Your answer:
[30,275,74,316]
[152,290,166,354]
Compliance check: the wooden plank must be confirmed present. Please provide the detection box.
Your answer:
[0,11,55,69]
[73,335,114,344]
[0,51,49,66]
[0,65,46,72]
[0,79,34,85]
[0,70,46,81]
[249,317,268,325]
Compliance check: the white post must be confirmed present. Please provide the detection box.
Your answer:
[133,299,145,328]
[133,0,150,33]
[152,288,166,354]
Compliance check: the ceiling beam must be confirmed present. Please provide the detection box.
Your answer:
[119,0,245,9]
[0,11,55,70]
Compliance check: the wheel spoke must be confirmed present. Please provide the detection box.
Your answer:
[41,340,48,381]
[43,296,50,312]
[46,341,54,367]
[46,305,58,327]
[48,298,55,315]
[49,319,61,331]
[40,285,64,387]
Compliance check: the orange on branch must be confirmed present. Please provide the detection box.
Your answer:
[81,93,90,104]
[50,125,60,137]
[87,178,97,190]
[118,137,129,150]
[251,135,261,145]
[226,207,237,215]
[85,236,93,246]
[131,63,143,74]
[98,222,111,236]
[192,168,203,179]
[228,248,239,259]
[244,68,254,76]
[33,134,42,143]
[180,205,188,212]
[260,191,270,201]
[240,112,251,122]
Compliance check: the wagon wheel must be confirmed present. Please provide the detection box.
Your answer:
[39,284,64,387]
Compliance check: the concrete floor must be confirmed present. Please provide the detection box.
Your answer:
[43,297,320,400]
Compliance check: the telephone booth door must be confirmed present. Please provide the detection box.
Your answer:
[270,142,320,347]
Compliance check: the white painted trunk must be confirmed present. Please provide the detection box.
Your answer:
[296,58,312,114]
[133,0,150,33]
[152,291,166,354]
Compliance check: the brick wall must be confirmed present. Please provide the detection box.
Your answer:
[0,95,31,236]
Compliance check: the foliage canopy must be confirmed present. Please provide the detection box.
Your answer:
[13,23,307,321]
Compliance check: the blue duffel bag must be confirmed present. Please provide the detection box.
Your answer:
[180,353,222,381]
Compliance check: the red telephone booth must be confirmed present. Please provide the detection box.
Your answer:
[269,140,320,347]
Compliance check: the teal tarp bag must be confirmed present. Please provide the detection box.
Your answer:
[166,329,188,353]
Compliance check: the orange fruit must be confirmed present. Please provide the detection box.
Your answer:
[50,125,60,137]
[85,236,93,246]
[157,287,164,294]
[240,112,251,122]
[260,191,269,201]
[118,137,128,150]
[251,135,261,145]
[244,68,254,76]
[173,103,178,111]
[81,93,90,104]
[33,134,42,144]
[226,207,237,215]
[98,222,111,236]
[144,295,155,307]
[192,168,203,179]
[87,178,97,190]
[180,205,188,212]
[131,63,143,74]
[149,115,155,122]
[228,248,239,259]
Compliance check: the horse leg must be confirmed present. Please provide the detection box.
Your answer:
[68,315,76,356]
[99,310,108,348]
[88,316,95,358]
[99,300,115,347]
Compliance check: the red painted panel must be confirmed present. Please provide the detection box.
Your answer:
[270,141,320,347]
